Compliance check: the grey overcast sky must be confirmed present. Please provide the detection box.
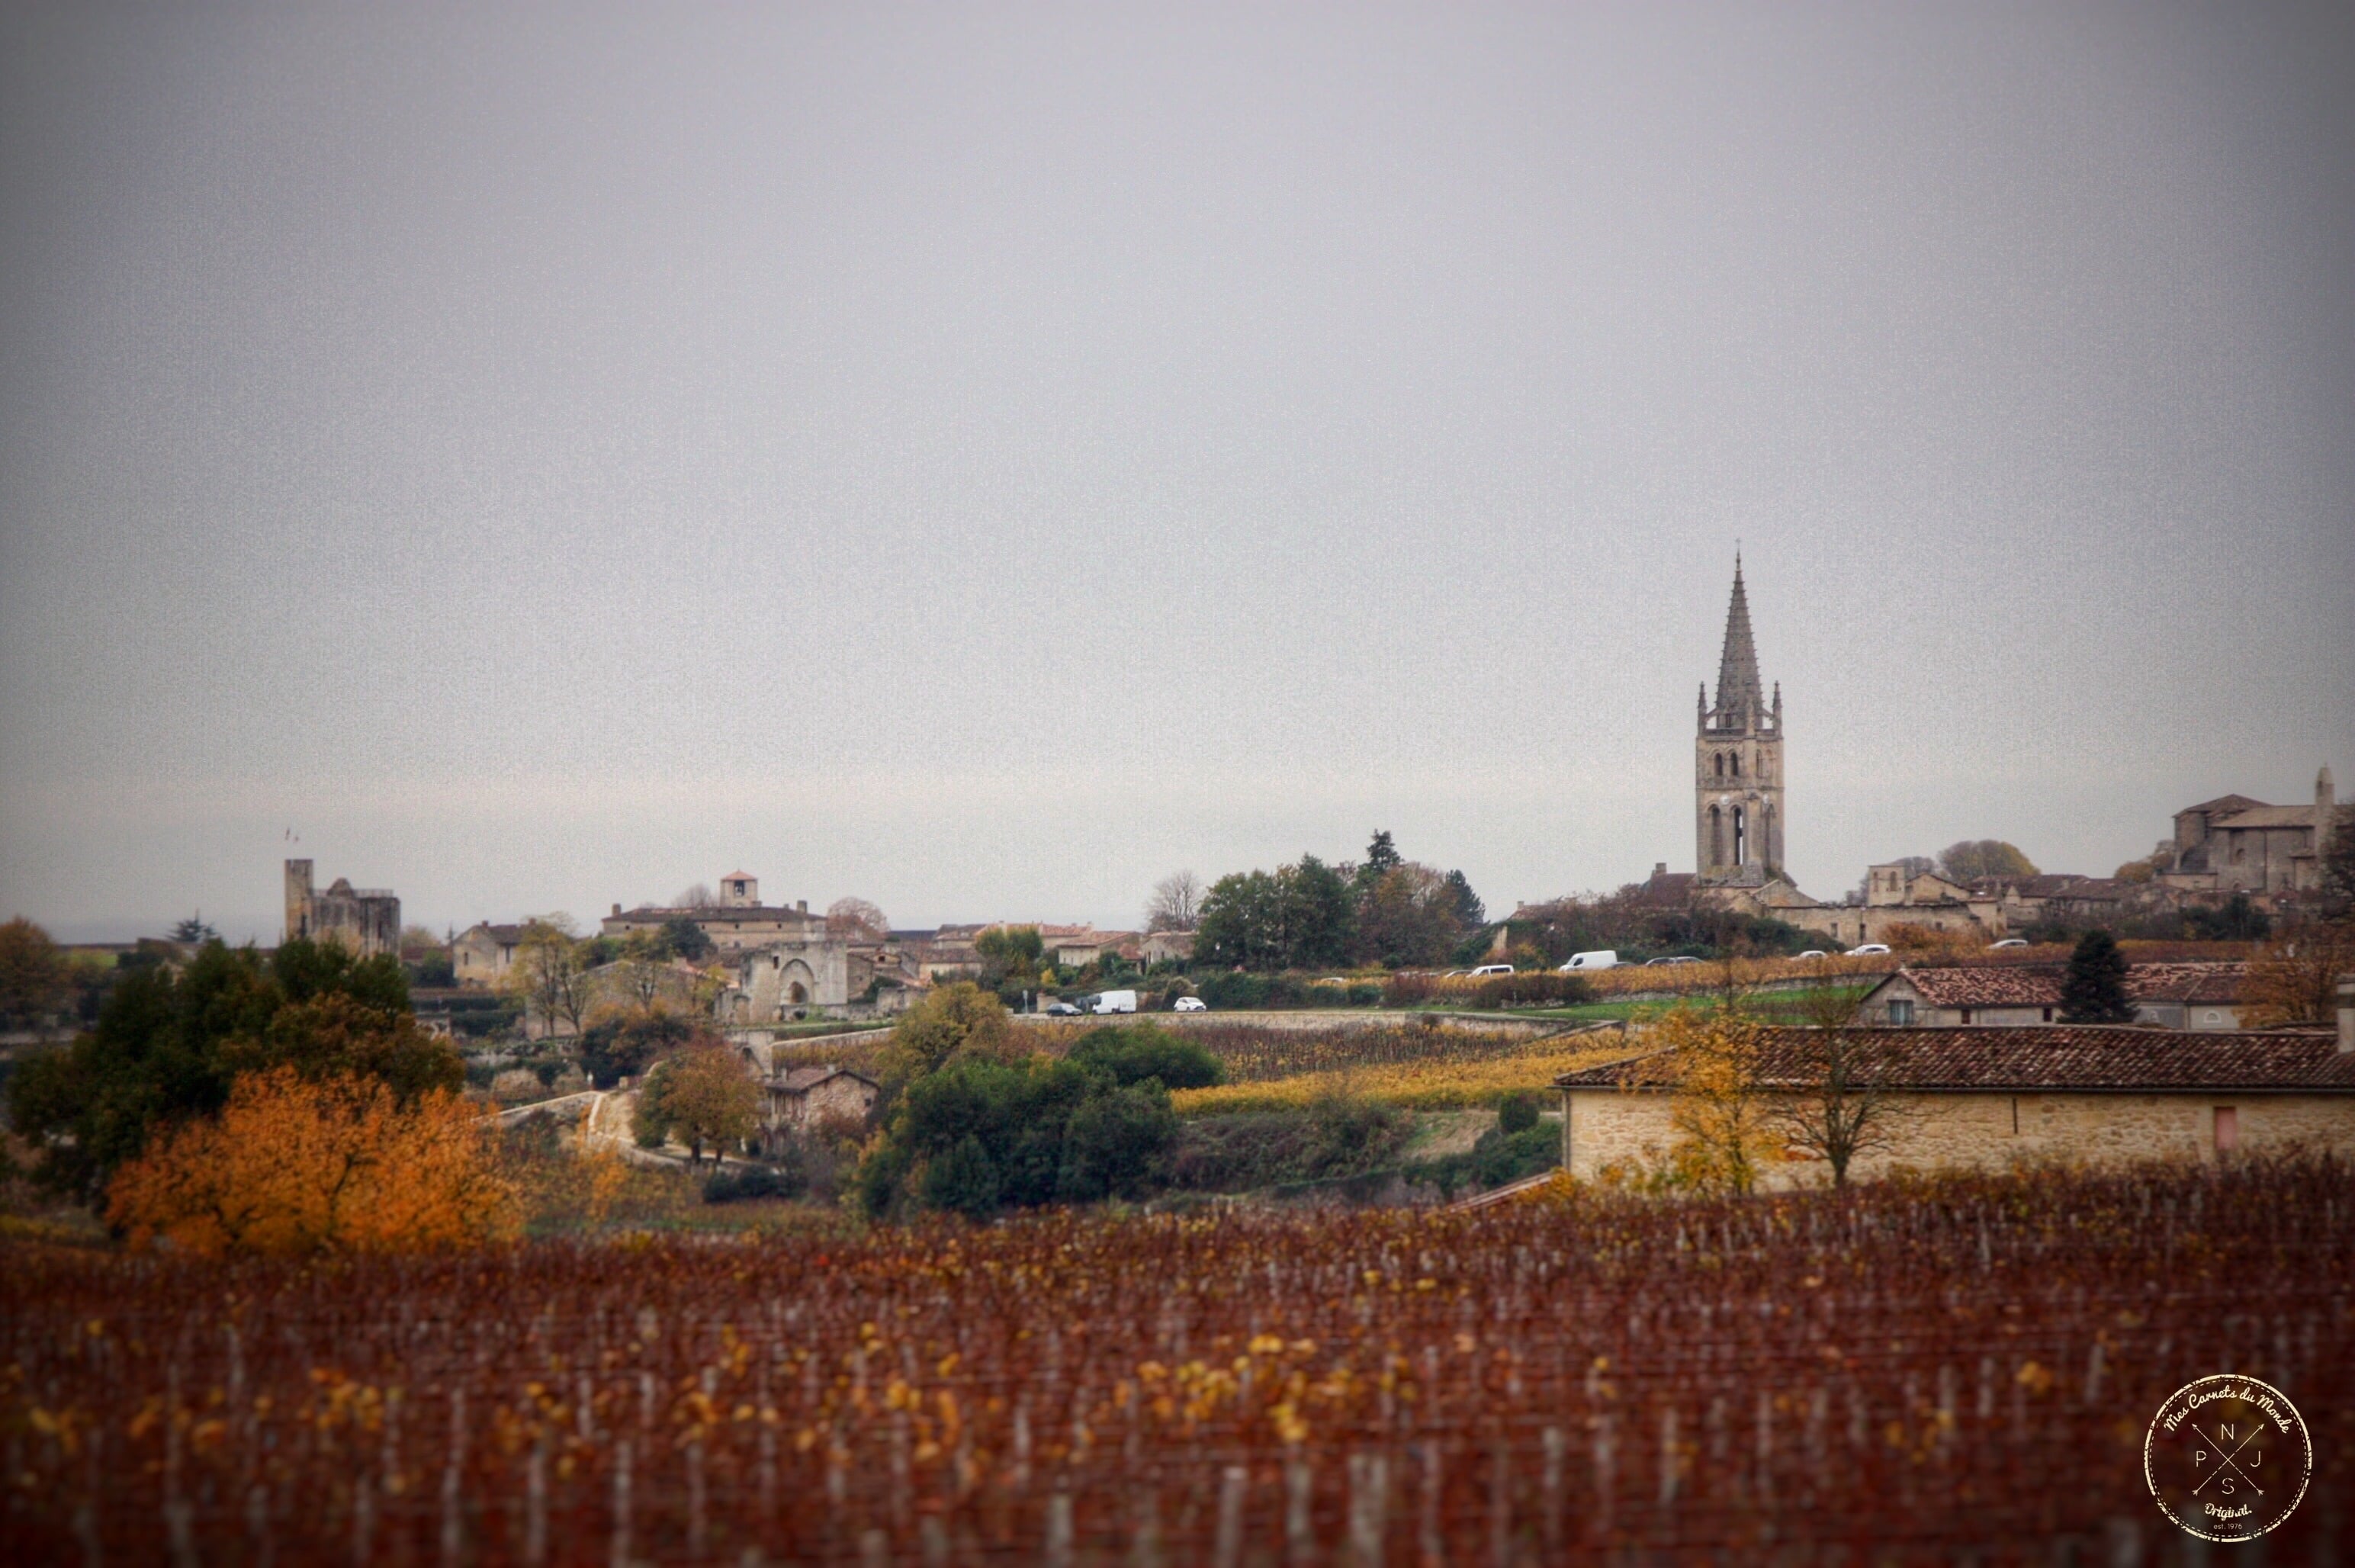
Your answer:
[3,2,2351,943]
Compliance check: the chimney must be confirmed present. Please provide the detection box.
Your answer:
[2339,975,2354,1056]
[611,904,622,917]
[798,900,808,914]
[1653,863,1668,879]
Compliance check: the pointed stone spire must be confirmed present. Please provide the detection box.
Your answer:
[1712,552,1764,731]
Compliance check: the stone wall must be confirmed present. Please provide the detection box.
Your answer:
[1561,1086,2355,1187]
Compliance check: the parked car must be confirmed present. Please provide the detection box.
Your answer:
[1043,1000,1081,1017]
[1846,943,1892,956]
[1796,949,1829,960]
[1643,956,1701,966]
[1469,963,1515,977]
[1088,989,1138,1014]
[1559,949,1618,972]
[1173,995,1207,1012]
[1988,938,2030,949]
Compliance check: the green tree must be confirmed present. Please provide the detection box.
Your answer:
[1059,1084,1179,1200]
[638,1043,760,1162]
[921,1136,1001,1220]
[1496,1091,1541,1136]
[579,1007,704,1088]
[877,982,1016,1086]
[1353,863,1463,969]
[1066,1023,1222,1090]
[169,913,220,944]
[1444,869,1486,930]
[0,917,70,1025]
[1936,840,2039,883]
[975,926,1045,991]
[6,938,459,1199]
[2059,930,2134,1023]
[1362,830,1402,878]
[657,914,715,962]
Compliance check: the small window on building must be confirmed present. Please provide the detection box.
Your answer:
[2041,1007,2053,1023]
[1958,1008,1972,1025]
[2213,1107,2238,1153]
[1888,999,1915,1026]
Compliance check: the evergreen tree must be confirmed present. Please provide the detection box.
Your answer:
[2058,930,2133,1023]
[1363,830,1402,877]
[921,1135,1001,1219]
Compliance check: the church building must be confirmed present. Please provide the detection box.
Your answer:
[1695,555,1785,886]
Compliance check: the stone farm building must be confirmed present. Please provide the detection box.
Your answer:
[451,922,524,988]
[753,1066,880,1157]
[1553,1020,2355,1187]
[1852,962,2248,1030]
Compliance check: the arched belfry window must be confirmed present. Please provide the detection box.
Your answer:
[1714,753,1724,778]
[1709,805,1724,866]
[1733,805,1748,865]
[1730,753,1741,778]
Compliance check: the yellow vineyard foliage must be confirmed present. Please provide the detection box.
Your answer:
[1171,1036,1640,1113]
[108,1068,519,1256]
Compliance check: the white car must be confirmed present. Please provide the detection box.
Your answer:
[1846,943,1892,956]
[1173,995,1207,1012]
[1795,949,1829,960]
[1469,963,1515,977]
[1559,949,1618,972]
[1643,956,1701,966]
[1988,938,2030,949]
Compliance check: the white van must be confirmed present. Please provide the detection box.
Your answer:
[1559,949,1618,972]
[1088,989,1138,1014]
[1468,963,1515,978]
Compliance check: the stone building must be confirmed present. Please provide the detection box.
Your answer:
[2153,770,2338,896]
[282,859,400,958]
[451,921,525,988]
[1554,1020,2355,1187]
[1851,962,2247,1030]
[754,1066,880,1155]
[1694,554,1786,885]
[600,876,831,956]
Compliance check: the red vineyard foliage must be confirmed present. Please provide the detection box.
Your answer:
[4,1155,2350,1563]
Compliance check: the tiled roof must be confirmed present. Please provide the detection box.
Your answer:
[2125,962,2247,1005]
[1554,1026,2353,1094]
[1885,966,2064,1007]
[2040,879,2128,903]
[773,1066,879,1093]
[2212,805,2321,831]
[461,922,525,943]
[1875,962,2245,1009]
[2180,795,2266,817]
[1631,872,1698,908]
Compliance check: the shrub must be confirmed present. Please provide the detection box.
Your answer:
[921,1136,1001,1220]
[879,982,1017,1085]
[1067,1023,1224,1090]
[703,1162,806,1204]
[1059,1084,1181,1200]
[579,1008,704,1088]
[1497,1090,1541,1135]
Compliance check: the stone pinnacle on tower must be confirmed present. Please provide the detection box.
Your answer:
[1712,552,1764,732]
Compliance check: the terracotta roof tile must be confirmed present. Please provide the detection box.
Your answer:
[1555,1026,2351,1094]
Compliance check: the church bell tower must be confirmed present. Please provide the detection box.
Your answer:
[1695,554,1785,884]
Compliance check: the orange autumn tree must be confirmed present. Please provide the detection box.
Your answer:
[107,1068,519,1255]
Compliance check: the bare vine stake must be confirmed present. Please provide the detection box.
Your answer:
[441,1386,466,1566]
[1347,1452,1387,1568]
[525,1436,548,1567]
[1541,1426,1565,1552]
[1489,1429,1512,1568]
[609,1438,632,1568]
[1131,1483,1162,1568]
[1287,1455,1314,1566]
[1044,1489,1075,1568]
[1658,1406,1680,1505]
[350,1475,373,1568]
[1213,1465,1248,1568]
[1418,1441,1441,1567]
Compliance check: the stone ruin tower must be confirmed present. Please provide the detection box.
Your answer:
[283,858,400,958]
[1695,554,1785,884]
